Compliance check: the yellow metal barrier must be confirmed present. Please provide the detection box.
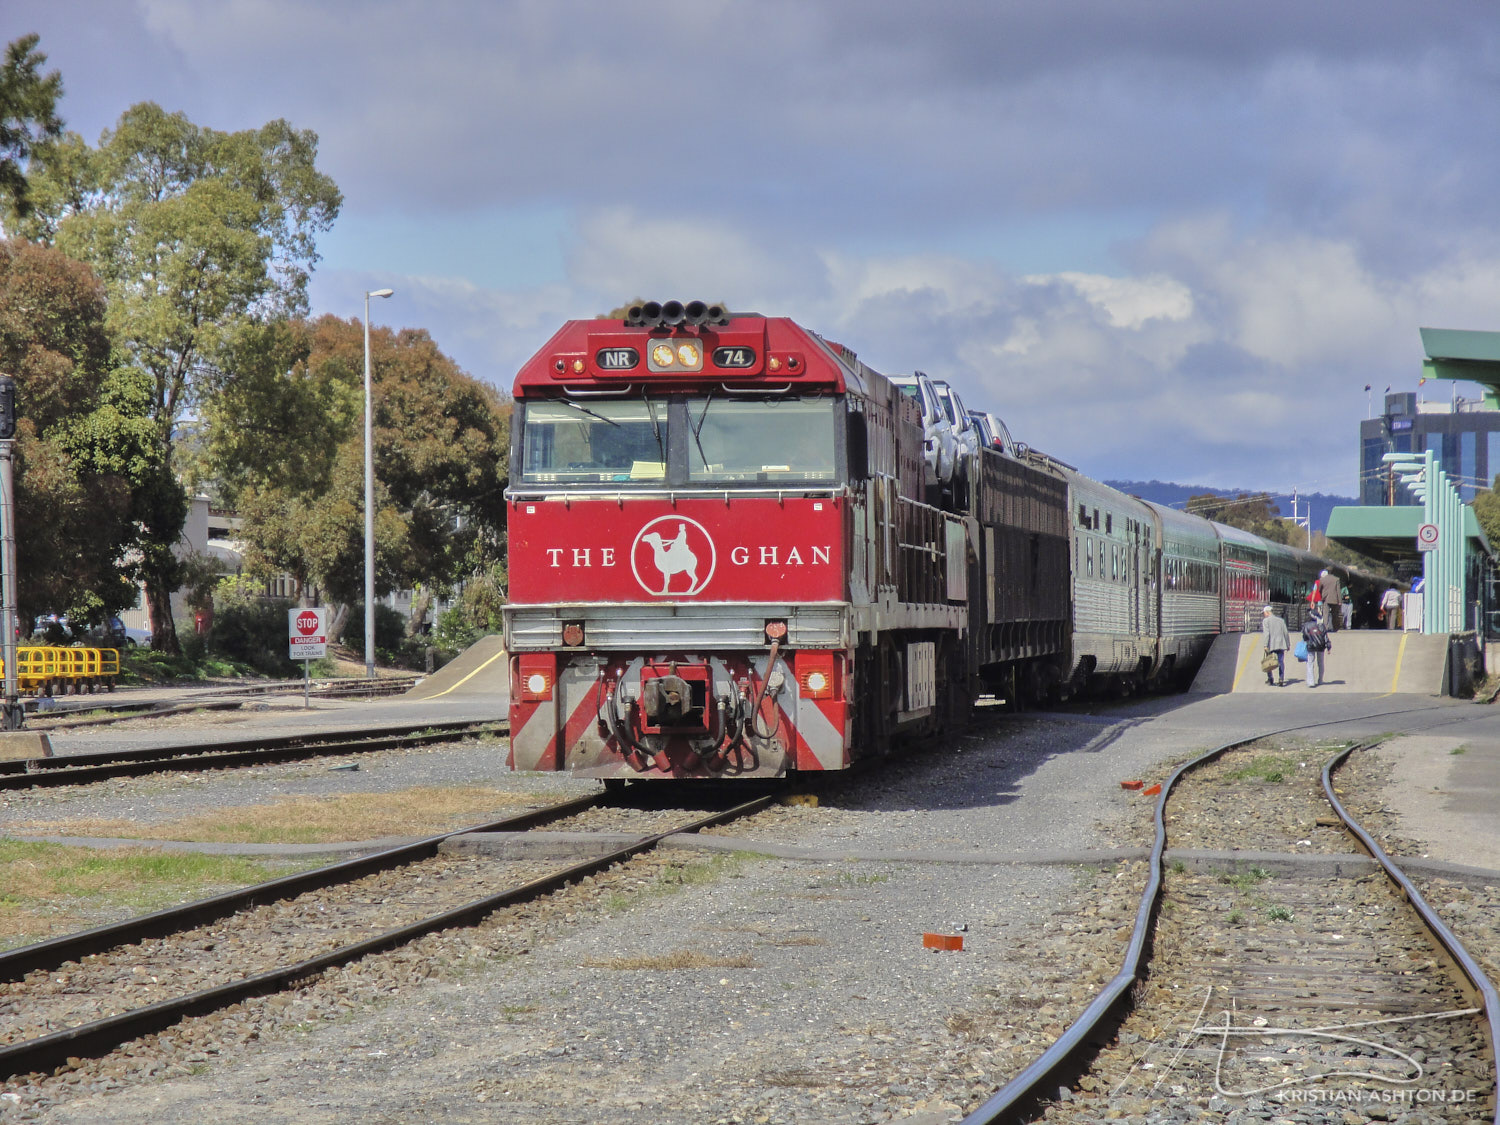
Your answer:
[0,646,119,696]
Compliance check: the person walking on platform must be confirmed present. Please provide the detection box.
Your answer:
[1340,583,1352,630]
[1302,606,1330,687]
[1380,585,1402,629]
[1318,569,1343,631]
[1261,605,1290,686]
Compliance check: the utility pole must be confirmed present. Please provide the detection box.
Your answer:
[0,375,21,730]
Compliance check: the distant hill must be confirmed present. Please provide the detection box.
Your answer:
[1103,480,1356,536]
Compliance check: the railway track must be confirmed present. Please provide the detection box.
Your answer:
[962,730,1500,1124]
[28,675,419,725]
[0,788,777,1081]
[0,720,508,790]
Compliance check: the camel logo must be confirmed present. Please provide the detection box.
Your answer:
[630,516,717,597]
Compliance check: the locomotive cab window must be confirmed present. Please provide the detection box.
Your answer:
[686,396,836,483]
[520,400,667,483]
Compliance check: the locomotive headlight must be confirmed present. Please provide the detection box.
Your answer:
[526,673,548,695]
[651,343,676,367]
[804,670,829,695]
[675,342,701,367]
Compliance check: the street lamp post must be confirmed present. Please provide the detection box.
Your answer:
[363,288,394,679]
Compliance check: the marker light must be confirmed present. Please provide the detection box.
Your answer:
[796,651,837,700]
[517,654,555,701]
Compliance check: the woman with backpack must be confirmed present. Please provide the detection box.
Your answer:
[1302,605,1331,687]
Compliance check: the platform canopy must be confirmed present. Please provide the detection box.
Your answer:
[1420,327,1500,408]
[1326,504,1493,567]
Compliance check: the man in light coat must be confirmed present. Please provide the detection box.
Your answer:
[1318,569,1343,631]
[1261,605,1290,687]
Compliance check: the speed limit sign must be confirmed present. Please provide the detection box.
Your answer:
[1416,523,1439,551]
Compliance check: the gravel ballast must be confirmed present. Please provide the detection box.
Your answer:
[3,693,1498,1123]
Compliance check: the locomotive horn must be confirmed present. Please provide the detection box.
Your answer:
[661,300,686,326]
[625,304,646,326]
[706,304,730,325]
[684,300,709,326]
[640,301,662,327]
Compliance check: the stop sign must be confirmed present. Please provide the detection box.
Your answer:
[296,610,320,635]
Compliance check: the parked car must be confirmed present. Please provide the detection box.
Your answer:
[888,371,956,486]
[930,380,979,462]
[969,410,1017,458]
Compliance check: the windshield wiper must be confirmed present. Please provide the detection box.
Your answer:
[556,398,621,427]
[641,389,665,463]
[691,390,713,470]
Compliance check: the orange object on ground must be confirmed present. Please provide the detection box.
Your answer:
[1141,783,1162,796]
[1120,780,1143,790]
[923,933,964,951]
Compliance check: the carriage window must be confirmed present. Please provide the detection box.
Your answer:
[520,399,667,483]
[1087,539,1093,575]
[1106,513,1113,534]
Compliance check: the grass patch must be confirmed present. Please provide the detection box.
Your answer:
[1218,865,1273,892]
[581,950,758,971]
[1266,905,1295,923]
[1450,744,1469,756]
[0,837,312,949]
[1224,755,1299,784]
[5,786,539,844]
[831,869,889,886]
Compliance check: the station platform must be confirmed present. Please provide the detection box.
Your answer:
[1189,629,1455,695]
[403,634,508,701]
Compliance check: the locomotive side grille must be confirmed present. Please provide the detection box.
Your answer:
[506,604,848,651]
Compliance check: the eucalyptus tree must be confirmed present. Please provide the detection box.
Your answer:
[0,34,63,220]
[205,315,510,637]
[0,239,161,628]
[6,102,341,650]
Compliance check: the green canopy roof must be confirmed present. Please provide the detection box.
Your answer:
[1326,504,1493,566]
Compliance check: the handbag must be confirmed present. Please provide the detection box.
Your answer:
[1260,651,1278,673]
[1294,640,1308,662]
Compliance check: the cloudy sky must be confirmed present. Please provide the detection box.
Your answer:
[10,1,1500,497]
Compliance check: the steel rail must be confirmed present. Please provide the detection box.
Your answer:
[960,703,1499,1125]
[1321,744,1500,1117]
[0,790,605,984]
[0,793,773,1080]
[0,720,508,789]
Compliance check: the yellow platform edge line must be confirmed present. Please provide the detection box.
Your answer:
[427,649,508,700]
[1388,630,1410,696]
[1231,636,1260,693]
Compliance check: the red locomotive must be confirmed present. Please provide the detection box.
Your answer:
[504,302,1385,780]
[503,301,1051,779]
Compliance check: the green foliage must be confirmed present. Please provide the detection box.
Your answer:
[206,315,510,615]
[0,35,63,218]
[432,606,482,654]
[208,598,297,677]
[1472,479,1500,554]
[11,100,342,654]
[0,239,161,627]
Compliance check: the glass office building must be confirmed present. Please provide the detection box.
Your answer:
[1359,391,1500,506]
